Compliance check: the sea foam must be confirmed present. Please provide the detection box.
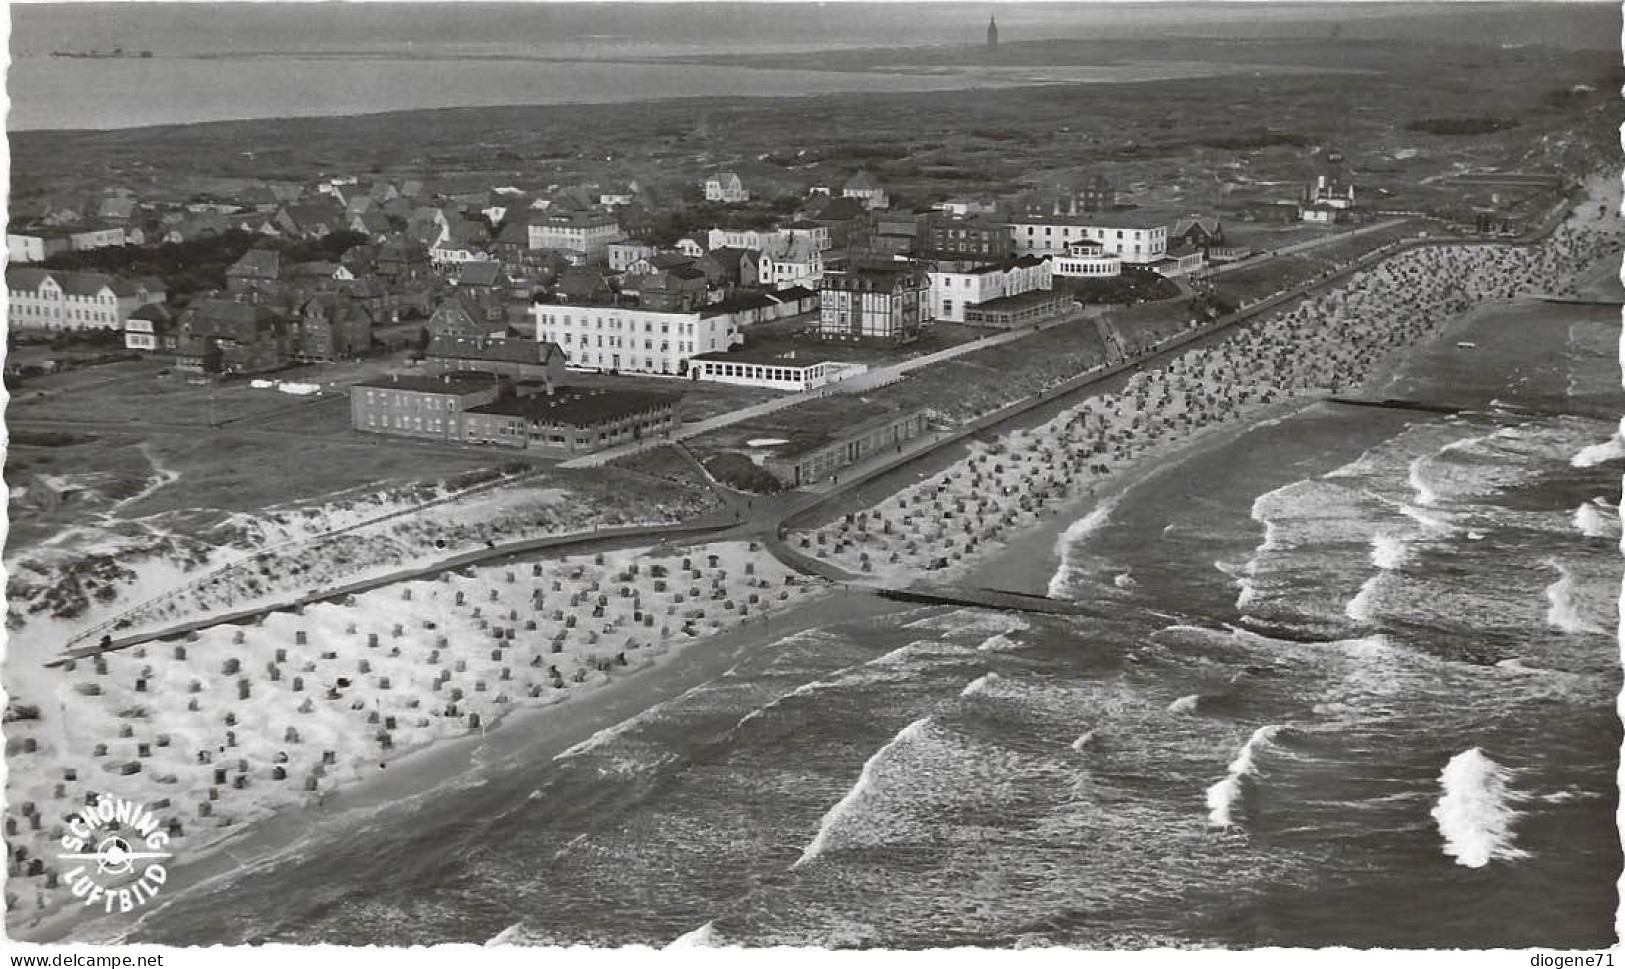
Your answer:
[960,672,1001,698]
[1205,725,1286,828]
[1431,747,1528,868]
[1544,559,1604,635]
[665,921,719,949]
[1047,497,1119,598]
[791,717,932,870]
[1167,694,1202,715]
[1572,498,1618,539]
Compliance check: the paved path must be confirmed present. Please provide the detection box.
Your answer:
[557,309,1086,469]
[1203,218,1414,277]
[44,198,1590,662]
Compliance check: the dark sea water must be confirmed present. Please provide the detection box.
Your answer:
[11,1,1617,130]
[111,300,1620,948]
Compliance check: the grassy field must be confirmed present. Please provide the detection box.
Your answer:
[13,36,1616,227]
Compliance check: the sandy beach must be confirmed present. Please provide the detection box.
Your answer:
[10,169,1620,942]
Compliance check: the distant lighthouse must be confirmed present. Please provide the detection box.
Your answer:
[987,14,999,49]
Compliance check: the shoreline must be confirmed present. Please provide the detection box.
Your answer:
[17,584,906,944]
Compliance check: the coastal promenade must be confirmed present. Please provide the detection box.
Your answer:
[556,308,1089,469]
[46,193,1591,663]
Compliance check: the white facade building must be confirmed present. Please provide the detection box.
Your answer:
[608,242,658,273]
[1006,214,1168,264]
[928,256,1054,323]
[6,268,165,331]
[528,212,623,258]
[530,302,744,376]
[755,238,825,290]
[704,172,750,203]
[706,227,785,252]
[690,351,866,392]
[1050,240,1123,279]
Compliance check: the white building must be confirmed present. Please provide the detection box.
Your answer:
[928,256,1053,323]
[531,301,744,376]
[527,211,623,258]
[6,231,67,264]
[704,172,750,203]
[842,170,889,210]
[675,237,707,258]
[6,267,166,332]
[706,227,785,252]
[690,349,866,392]
[1050,239,1123,279]
[608,241,658,273]
[755,238,825,290]
[1006,212,1168,264]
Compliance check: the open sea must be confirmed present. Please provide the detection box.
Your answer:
[103,295,1620,948]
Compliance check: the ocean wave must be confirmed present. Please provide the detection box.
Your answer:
[791,716,934,870]
[1071,729,1100,751]
[1345,575,1381,625]
[960,671,1002,698]
[1572,498,1619,539]
[1543,559,1606,635]
[1570,429,1625,468]
[1047,497,1119,599]
[1205,725,1287,828]
[904,610,1031,637]
[1406,453,1443,507]
[976,632,1024,653]
[1167,694,1203,715]
[1431,747,1528,868]
[665,921,719,948]
[1369,533,1410,570]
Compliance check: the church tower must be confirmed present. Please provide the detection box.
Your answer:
[987,14,998,49]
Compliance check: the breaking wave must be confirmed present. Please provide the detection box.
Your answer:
[1572,498,1618,539]
[1205,725,1287,828]
[665,921,719,948]
[960,672,1001,698]
[1047,497,1119,598]
[1431,747,1528,868]
[1543,559,1605,635]
[790,717,933,870]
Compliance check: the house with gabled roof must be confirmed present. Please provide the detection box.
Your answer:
[704,172,749,204]
[7,267,166,331]
[226,248,283,293]
[842,170,889,210]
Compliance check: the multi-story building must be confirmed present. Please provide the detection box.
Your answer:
[1050,239,1123,279]
[124,304,178,353]
[704,172,750,204]
[527,211,623,258]
[350,372,501,441]
[1006,211,1169,264]
[755,237,825,290]
[176,298,293,375]
[817,265,928,345]
[530,301,744,376]
[927,216,1013,261]
[706,227,785,252]
[927,256,1053,324]
[608,241,658,273]
[842,170,889,210]
[461,386,681,454]
[425,333,568,382]
[6,267,166,331]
